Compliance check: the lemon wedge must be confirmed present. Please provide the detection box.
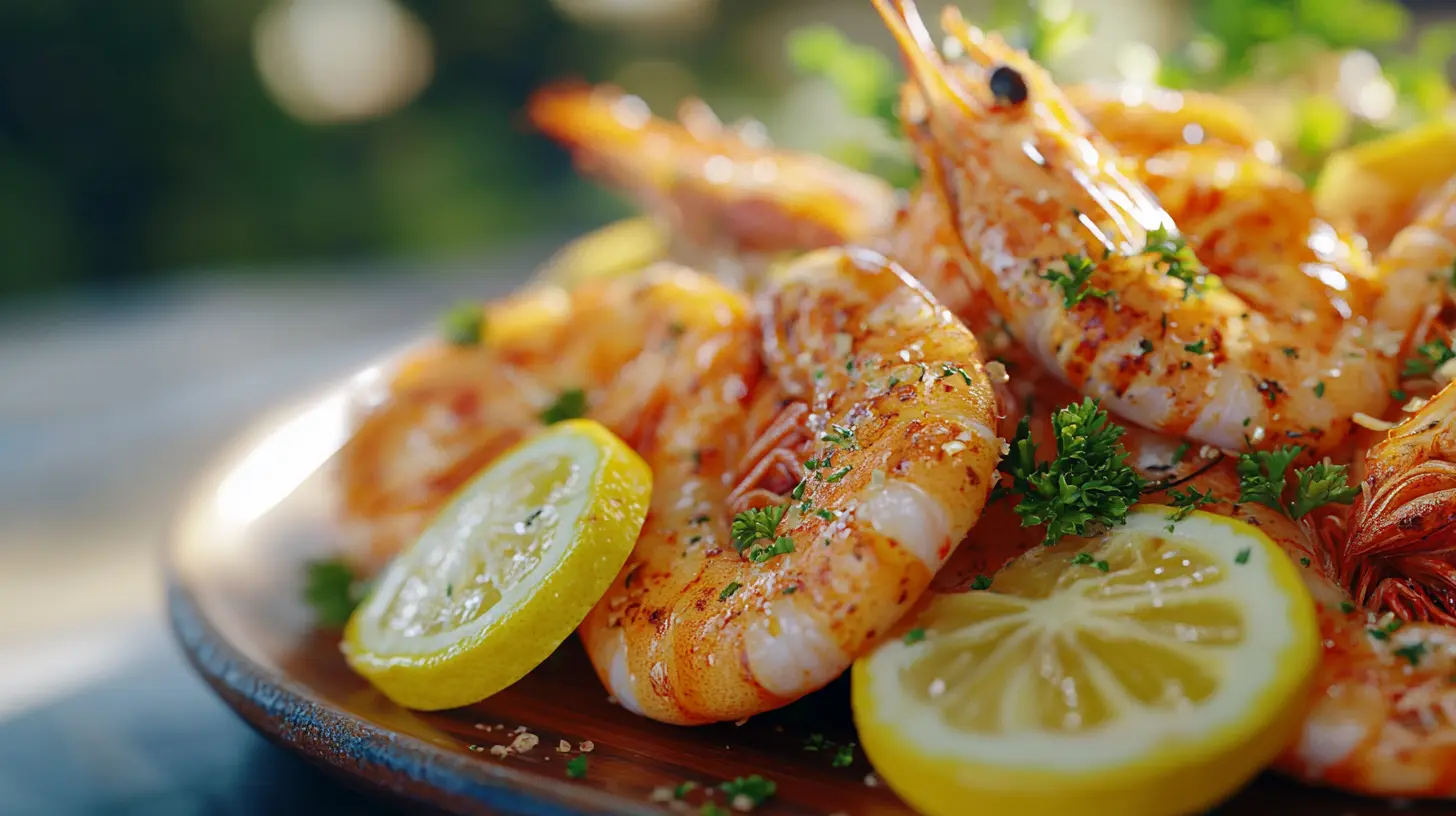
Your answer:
[344,419,652,710]
[853,505,1318,816]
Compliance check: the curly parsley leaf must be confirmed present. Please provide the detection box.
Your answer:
[1041,254,1109,309]
[1237,446,1358,519]
[1236,446,1302,514]
[731,505,786,552]
[720,775,777,807]
[1290,462,1360,519]
[1001,399,1145,545]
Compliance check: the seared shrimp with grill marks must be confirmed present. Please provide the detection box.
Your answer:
[874,0,1454,455]
[579,247,1001,724]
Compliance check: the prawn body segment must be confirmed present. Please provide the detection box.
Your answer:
[872,0,1447,455]
[579,247,1001,724]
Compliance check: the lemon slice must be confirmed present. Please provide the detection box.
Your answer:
[535,217,667,287]
[853,505,1318,816]
[344,419,652,710]
[1315,119,1456,249]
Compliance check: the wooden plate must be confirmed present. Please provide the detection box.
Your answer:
[166,377,1436,815]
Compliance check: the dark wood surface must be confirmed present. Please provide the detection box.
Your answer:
[168,388,1444,816]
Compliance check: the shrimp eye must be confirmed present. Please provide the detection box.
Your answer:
[989,65,1028,106]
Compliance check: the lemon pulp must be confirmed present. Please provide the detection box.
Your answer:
[345,419,651,710]
[854,506,1319,816]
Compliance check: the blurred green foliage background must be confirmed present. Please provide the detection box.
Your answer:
[0,0,1451,296]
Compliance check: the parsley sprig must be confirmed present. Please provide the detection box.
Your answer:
[440,301,485,346]
[1167,486,1220,521]
[1236,446,1359,519]
[540,389,588,424]
[1041,254,1108,309]
[720,775,776,807]
[731,506,786,552]
[1143,226,1207,299]
[1001,399,1145,545]
[1402,339,1455,378]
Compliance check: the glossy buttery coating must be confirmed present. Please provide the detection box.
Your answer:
[874,0,1454,456]
[579,247,1001,724]
[336,266,757,574]
[528,84,898,276]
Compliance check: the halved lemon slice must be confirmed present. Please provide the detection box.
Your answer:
[1315,119,1456,250]
[344,419,651,710]
[535,217,667,287]
[853,505,1318,816]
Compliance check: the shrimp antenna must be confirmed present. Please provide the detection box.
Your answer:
[871,0,966,108]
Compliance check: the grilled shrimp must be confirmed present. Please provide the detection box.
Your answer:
[874,0,1453,455]
[578,247,1002,724]
[528,84,898,286]
[1064,82,1268,157]
[337,267,754,574]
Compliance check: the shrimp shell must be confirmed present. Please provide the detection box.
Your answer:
[578,247,1002,724]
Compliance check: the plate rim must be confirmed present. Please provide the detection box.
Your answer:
[163,389,663,816]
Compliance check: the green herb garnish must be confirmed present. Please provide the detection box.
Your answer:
[720,775,777,807]
[1394,641,1428,666]
[731,505,786,552]
[1071,552,1095,565]
[1001,399,1145,545]
[719,581,742,601]
[1340,601,1357,614]
[1402,339,1456,378]
[1289,462,1361,519]
[1042,254,1109,309]
[1167,486,1219,521]
[903,627,926,645]
[1184,339,1208,354]
[674,781,698,799]
[941,363,974,386]
[540,389,588,424]
[832,743,856,768]
[566,755,588,779]
[747,536,796,563]
[440,301,485,346]
[1144,226,1207,299]
[304,558,365,628]
[821,424,858,449]
[970,574,993,590]
[1234,547,1251,565]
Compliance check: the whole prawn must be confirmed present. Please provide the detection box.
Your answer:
[579,246,1003,724]
[874,0,1454,456]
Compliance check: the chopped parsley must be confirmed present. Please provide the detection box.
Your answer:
[1071,552,1095,565]
[1394,641,1429,666]
[1183,339,1208,354]
[1166,486,1219,521]
[824,465,852,483]
[719,581,742,601]
[747,536,796,563]
[1391,388,1409,402]
[540,389,588,424]
[941,363,974,386]
[731,506,786,552]
[304,559,365,628]
[440,301,485,346]
[1234,547,1251,565]
[1339,601,1357,614]
[1368,627,1389,641]
[970,574,993,590]
[832,743,856,768]
[1313,381,1326,398]
[1095,559,1111,572]
[1290,462,1361,519]
[565,755,588,779]
[791,480,806,500]
[673,781,698,799]
[821,424,858,449]
[1041,253,1109,308]
[1237,446,1356,519]
[1171,441,1191,464]
[1300,556,1311,567]
[720,775,776,807]
[1402,339,1456,378]
[903,627,926,644]
[1001,399,1145,545]
[1144,225,1207,299]
[803,733,829,751]
[1281,346,1299,358]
